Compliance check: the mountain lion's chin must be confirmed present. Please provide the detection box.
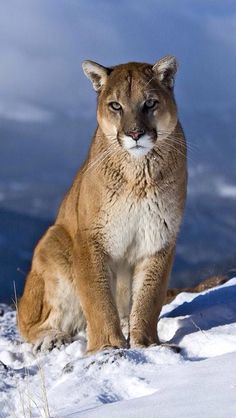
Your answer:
[126,146,151,157]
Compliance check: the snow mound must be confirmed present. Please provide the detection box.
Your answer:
[1,278,236,417]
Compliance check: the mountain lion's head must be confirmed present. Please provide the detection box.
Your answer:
[82,57,178,158]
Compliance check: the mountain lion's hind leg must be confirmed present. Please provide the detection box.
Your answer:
[18,225,85,351]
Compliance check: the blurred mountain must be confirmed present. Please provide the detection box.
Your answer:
[0,208,50,303]
[173,197,236,287]
[0,111,236,302]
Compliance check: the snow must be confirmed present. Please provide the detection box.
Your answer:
[1,278,236,417]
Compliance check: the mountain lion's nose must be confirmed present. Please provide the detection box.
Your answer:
[126,129,145,140]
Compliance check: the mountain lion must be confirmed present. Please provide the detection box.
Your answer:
[18,56,187,354]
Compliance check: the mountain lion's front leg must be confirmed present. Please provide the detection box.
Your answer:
[130,245,175,348]
[73,236,127,354]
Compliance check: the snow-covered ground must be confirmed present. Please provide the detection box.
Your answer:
[1,278,236,418]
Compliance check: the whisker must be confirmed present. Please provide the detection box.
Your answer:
[84,149,111,172]
[84,144,116,175]
[167,140,196,156]
[157,132,199,156]
[93,146,120,173]
[89,142,120,173]
[156,137,186,154]
[157,130,200,151]
[157,141,197,163]
[168,140,198,157]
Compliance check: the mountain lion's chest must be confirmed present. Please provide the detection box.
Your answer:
[102,191,180,263]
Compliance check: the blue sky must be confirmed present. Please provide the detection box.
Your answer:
[0,0,236,123]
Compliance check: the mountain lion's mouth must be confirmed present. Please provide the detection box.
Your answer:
[131,144,145,149]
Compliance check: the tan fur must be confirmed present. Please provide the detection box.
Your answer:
[18,57,187,353]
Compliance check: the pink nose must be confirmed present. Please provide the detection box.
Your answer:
[126,129,145,140]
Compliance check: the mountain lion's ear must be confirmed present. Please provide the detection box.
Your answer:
[82,60,111,92]
[152,56,178,89]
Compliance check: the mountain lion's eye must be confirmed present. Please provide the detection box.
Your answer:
[109,102,122,111]
[144,99,158,109]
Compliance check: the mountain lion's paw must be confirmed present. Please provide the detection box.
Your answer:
[33,332,72,353]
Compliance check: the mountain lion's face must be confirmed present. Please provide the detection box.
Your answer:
[83,57,178,158]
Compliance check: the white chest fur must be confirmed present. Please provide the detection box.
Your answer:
[103,191,180,264]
